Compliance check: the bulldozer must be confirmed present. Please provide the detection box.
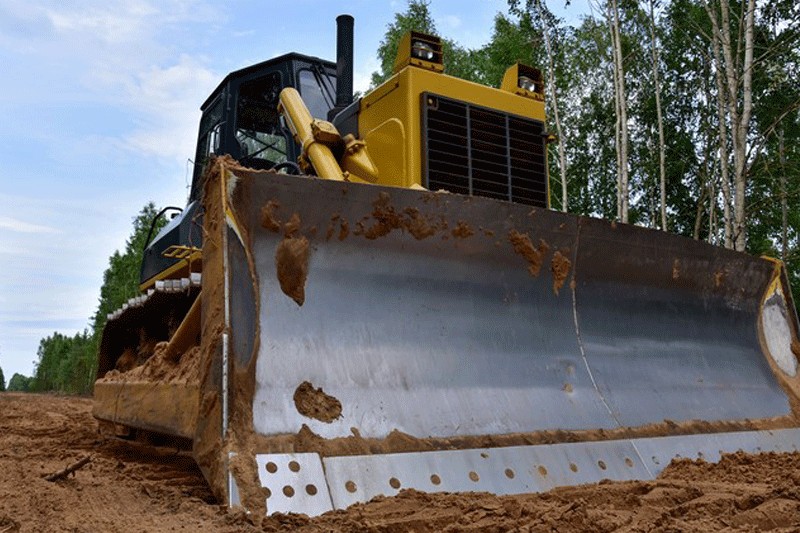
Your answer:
[94,15,800,516]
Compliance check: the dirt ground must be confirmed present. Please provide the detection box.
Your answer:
[2,393,800,532]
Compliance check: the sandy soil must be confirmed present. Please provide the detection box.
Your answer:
[2,393,800,532]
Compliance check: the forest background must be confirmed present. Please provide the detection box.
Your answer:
[3,0,798,394]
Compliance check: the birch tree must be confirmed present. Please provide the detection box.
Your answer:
[605,0,630,222]
[647,0,668,230]
[704,0,756,250]
[703,12,734,247]
[531,0,570,212]
[779,128,788,262]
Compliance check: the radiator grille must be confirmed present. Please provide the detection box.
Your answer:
[422,93,548,207]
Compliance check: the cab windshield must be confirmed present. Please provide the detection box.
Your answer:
[234,64,336,170]
[236,72,287,170]
[298,67,336,120]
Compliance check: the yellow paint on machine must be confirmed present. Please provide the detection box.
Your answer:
[358,64,548,192]
[138,249,202,292]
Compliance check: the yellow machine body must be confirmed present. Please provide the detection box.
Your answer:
[357,63,547,193]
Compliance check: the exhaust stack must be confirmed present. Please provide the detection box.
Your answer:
[330,14,354,119]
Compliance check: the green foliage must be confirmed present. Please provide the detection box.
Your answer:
[371,0,436,86]
[0,365,5,392]
[28,203,166,394]
[370,0,482,86]
[479,12,543,87]
[7,373,32,392]
[30,331,95,394]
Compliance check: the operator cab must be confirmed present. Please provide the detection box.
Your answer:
[189,53,338,200]
[140,54,338,287]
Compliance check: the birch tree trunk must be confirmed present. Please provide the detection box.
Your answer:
[707,19,734,248]
[779,127,788,262]
[534,0,569,212]
[612,58,623,222]
[647,0,668,231]
[707,0,755,251]
[698,57,718,243]
[607,0,630,223]
[735,0,755,252]
[607,3,622,222]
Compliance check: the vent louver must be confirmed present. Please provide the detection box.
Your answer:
[422,93,548,207]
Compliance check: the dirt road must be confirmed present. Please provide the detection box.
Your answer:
[2,392,800,532]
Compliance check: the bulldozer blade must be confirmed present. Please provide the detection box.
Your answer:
[199,162,800,515]
[94,276,201,440]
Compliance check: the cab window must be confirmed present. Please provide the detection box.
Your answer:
[191,95,223,199]
[298,68,336,120]
[236,72,289,170]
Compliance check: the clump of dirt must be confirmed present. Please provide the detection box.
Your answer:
[355,192,397,239]
[508,230,550,277]
[293,382,342,423]
[325,214,351,241]
[337,220,349,240]
[550,250,571,295]
[275,236,309,306]
[114,347,138,372]
[274,213,311,306]
[283,213,301,237]
[672,258,681,279]
[404,207,437,240]
[352,192,444,241]
[325,217,337,240]
[112,328,161,372]
[260,200,281,232]
[451,221,474,239]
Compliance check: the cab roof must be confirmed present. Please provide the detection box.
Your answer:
[201,52,336,110]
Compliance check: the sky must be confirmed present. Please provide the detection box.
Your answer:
[0,0,588,380]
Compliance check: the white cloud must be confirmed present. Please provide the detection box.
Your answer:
[123,55,218,162]
[354,55,381,93]
[44,1,159,45]
[0,215,60,234]
[233,29,256,38]
[0,1,221,164]
[442,15,463,30]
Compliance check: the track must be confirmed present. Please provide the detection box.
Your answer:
[2,392,800,531]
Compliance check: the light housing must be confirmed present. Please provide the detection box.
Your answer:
[501,63,544,100]
[393,31,444,74]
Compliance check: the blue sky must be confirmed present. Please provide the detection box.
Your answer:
[0,0,588,380]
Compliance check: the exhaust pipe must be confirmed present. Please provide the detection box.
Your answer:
[330,14,354,119]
